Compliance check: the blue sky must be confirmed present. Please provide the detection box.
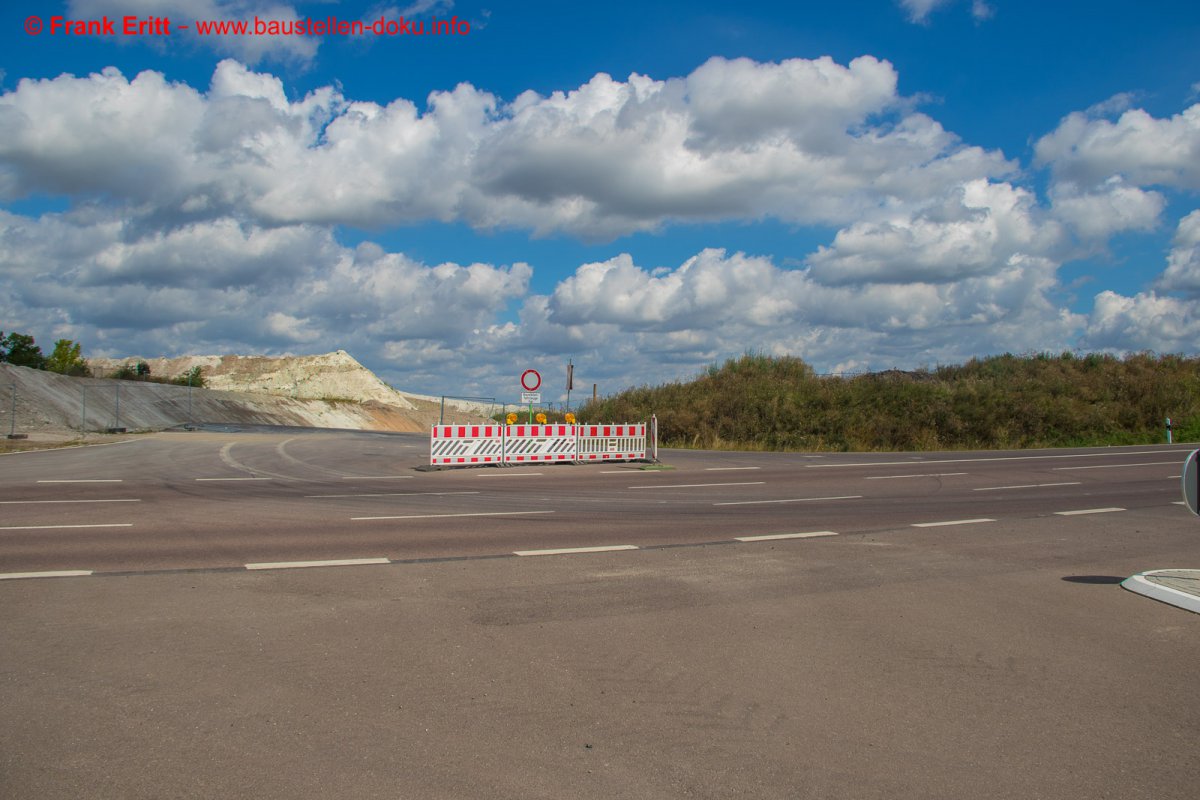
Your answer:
[1,0,1198,400]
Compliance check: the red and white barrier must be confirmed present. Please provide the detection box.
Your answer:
[576,423,647,461]
[430,424,504,465]
[429,421,651,467]
[503,424,578,463]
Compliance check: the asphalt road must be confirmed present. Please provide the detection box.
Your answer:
[0,429,1194,574]
[2,430,1198,798]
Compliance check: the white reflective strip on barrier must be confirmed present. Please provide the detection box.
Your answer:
[504,425,577,463]
[430,425,504,465]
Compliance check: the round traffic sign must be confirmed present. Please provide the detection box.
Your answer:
[520,369,542,392]
[1183,449,1200,517]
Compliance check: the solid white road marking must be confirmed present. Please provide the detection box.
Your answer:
[714,495,862,506]
[514,545,638,556]
[631,482,764,489]
[866,473,968,480]
[351,510,555,521]
[0,570,94,580]
[36,479,122,483]
[1053,461,1180,471]
[912,518,996,528]
[1054,508,1125,516]
[245,558,391,571]
[0,499,141,504]
[735,531,839,542]
[973,482,1081,491]
[0,523,133,531]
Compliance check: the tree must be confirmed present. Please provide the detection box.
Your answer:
[0,332,47,369]
[45,339,91,376]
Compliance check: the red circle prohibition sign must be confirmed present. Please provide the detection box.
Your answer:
[520,369,542,391]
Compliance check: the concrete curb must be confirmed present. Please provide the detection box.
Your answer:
[1121,569,1200,614]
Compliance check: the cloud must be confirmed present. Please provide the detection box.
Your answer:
[806,179,1064,285]
[1083,290,1200,353]
[897,0,990,24]
[1035,103,1200,190]
[1048,177,1164,242]
[535,245,1081,391]
[1,55,1196,396]
[0,56,1013,239]
[1155,210,1200,296]
[0,207,529,364]
[898,0,953,23]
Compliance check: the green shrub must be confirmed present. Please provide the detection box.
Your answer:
[574,352,1200,452]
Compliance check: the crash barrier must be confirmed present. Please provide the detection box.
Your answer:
[429,420,654,466]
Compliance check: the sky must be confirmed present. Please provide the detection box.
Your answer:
[1,0,1198,402]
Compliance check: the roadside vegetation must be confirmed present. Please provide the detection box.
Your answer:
[574,352,1200,451]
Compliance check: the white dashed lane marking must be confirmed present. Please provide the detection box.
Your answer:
[866,473,968,480]
[0,570,94,580]
[0,523,133,531]
[630,482,764,489]
[305,491,480,498]
[714,495,862,506]
[195,477,271,482]
[474,472,544,477]
[340,476,412,480]
[1053,461,1181,471]
[974,482,1081,491]
[912,518,996,528]
[351,511,555,521]
[245,558,390,571]
[1054,508,1125,516]
[36,479,122,484]
[514,545,638,556]
[0,499,141,504]
[735,531,838,542]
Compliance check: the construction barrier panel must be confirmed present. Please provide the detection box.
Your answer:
[576,423,647,462]
[429,424,504,465]
[503,424,578,463]
[429,421,650,467]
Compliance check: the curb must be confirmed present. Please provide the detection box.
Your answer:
[1121,569,1200,614]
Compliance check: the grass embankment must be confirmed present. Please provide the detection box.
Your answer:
[574,352,1200,452]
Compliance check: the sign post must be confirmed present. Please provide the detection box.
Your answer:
[520,369,541,424]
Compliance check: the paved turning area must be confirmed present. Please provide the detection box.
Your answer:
[1,430,1198,798]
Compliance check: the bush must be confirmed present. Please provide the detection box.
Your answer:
[573,352,1200,452]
